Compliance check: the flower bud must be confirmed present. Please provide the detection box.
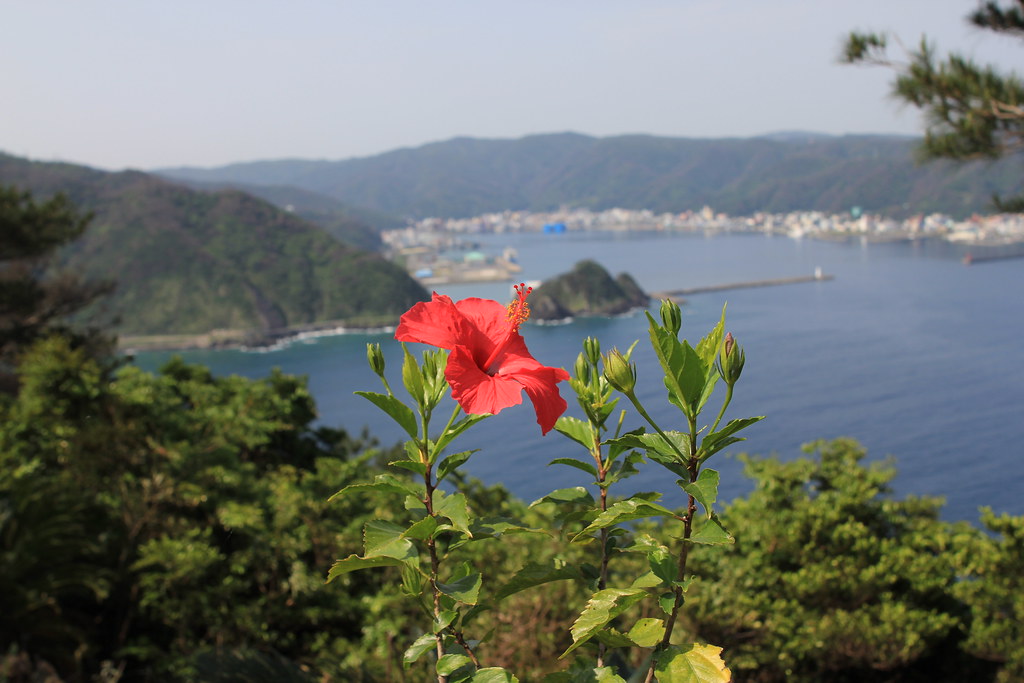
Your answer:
[660,299,682,337]
[366,342,386,377]
[574,352,591,383]
[718,332,745,385]
[602,348,637,395]
[583,336,601,366]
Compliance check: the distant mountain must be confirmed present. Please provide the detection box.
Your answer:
[0,153,428,337]
[161,178,405,252]
[156,132,1022,219]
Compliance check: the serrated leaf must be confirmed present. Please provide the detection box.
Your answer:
[682,469,720,519]
[658,591,676,614]
[403,515,439,540]
[437,653,473,675]
[364,519,418,559]
[355,390,418,439]
[573,498,676,541]
[494,561,579,601]
[437,449,475,483]
[437,572,482,604]
[471,668,520,683]
[470,516,545,539]
[326,554,407,582]
[530,487,595,508]
[562,587,648,658]
[647,316,706,417]
[688,513,734,546]
[434,413,490,458]
[554,415,597,450]
[594,628,635,648]
[621,534,674,584]
[329,473,420,503]
[549,457,599,478]
[628,617,666,647]
[697,416,765,463]
[434,491,472,536]
[403,632,437,666]
[695,304,726,367]
[654,643,731,683]
[388,459,427,476]
[606,430,690,462]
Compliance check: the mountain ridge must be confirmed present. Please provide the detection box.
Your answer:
[155,131,1018,219]
[0,153,428,338]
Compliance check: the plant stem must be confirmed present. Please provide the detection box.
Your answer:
[643,417,700,683]
[589,426,610,668]
[708,383,734,435]
[422,461,447,683]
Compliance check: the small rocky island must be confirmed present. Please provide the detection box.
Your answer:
[530,260,650,321]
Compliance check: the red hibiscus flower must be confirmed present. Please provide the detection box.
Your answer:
[395,284,569,434]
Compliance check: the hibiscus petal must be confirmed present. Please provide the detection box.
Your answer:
[395,293,479,350]
[454,297,510,344]
[505,365,570,435]
[446,345,524,416]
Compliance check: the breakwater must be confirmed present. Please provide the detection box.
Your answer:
[651,272,833,301]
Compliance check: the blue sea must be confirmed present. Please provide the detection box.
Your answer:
[132,232,1024,523]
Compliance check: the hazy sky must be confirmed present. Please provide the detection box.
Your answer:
[3,1,1019,171]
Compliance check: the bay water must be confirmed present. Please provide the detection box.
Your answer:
[132,232,1024,523]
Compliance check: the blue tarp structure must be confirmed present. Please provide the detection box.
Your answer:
[543,222,566,233]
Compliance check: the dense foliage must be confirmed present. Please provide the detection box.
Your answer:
[0,156,428,337]
[157,132,1022,219]
[2,333,1023,681]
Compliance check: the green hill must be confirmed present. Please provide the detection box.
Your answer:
[531,260,649,321]
[0,153,428,338]
[156,132,1023,219]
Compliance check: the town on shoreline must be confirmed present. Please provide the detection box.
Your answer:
[383,205,1024,285]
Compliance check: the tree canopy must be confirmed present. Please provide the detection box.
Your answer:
[844,1,1024,209]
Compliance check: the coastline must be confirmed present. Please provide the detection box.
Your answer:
[119,317,398,354]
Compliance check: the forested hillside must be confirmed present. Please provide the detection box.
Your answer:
[158,132,1022,219]
[0,154,428,337]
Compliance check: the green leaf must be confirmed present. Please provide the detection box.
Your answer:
[437,653,473,676]
[403,632,437,666]
[654,643,731,683]
[326,554,407,582]
[606,431,690,463]
[554,416,596,450]
[494,561,580,601]
[562,587,648,658]
[695,304,726,368]
[434,413,490,458]
[355,390,418,439]
[573,498,676,542]
[697,416,764,463]
[389,459,427,476]
[628,617,666,647]
[437,449,475,483]
[434,609,457,633]
[434,491,472,537]
[401,345,426,407]
[621,534,674,584]
[530,487,596,508]
[688,513,733,546]
[437,572,482,604]
[471,668,520,683]
[594,628,635,648]
[647,316,706,417]
[403,515,439,540]
[682,469,720,519]
[364,519,418,560]
[329,473,420,503]
[549,457,599,478]
[470,516,546,539]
